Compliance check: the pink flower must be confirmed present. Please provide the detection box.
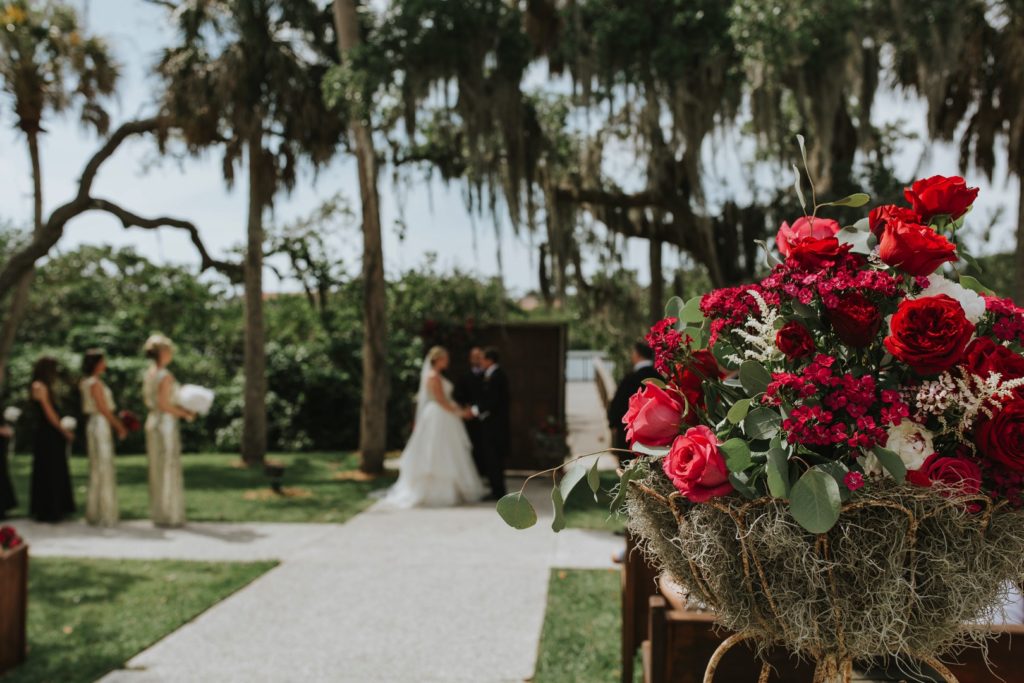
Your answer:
[776,216,841,257]
[844,471,864,491]
[661,426,733,503]
[623,383,684,447]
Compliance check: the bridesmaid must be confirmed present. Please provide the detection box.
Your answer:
[29,356,75,522]
[80,349,127,527]
[143,335,194,527]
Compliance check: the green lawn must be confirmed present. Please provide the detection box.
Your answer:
[7,557,275,683]
[7,452,391,524]
[563,470,626,532]
[534,568,621,683]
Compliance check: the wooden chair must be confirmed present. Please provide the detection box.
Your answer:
[622,531,660,683]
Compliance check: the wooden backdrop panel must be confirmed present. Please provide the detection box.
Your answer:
[442,322,567,471]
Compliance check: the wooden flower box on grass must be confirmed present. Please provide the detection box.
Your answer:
[0,543,27,674]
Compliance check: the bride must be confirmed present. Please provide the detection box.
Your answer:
[382,346,486,508]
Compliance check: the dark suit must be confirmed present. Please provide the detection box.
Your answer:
[607,362,662,450]
[454,370,486,474]
[476,365,510,497]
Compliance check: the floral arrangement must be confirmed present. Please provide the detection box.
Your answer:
[0,526,23,552]
[498,170,1024,674]
[119,410,142,433]
[626,174,1024,531]
[2,407,20,424]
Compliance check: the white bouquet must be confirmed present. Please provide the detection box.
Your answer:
[178,384,215,416]
[3,406,21,424]
[60,415,77,432]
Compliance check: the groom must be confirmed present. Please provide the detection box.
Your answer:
[466,347,509,500]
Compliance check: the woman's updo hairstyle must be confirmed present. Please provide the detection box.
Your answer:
[143,334,174,363]
[427,345,448,367]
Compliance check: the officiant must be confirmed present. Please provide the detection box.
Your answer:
[453,346,486,475]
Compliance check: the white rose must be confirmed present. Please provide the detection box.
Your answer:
[916,277,985,324]
[59,415,77,432]
[862,420,934,476]
[3,406,21,424]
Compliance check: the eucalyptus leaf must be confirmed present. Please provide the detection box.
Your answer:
[851,217,870,232]
[872,446,907,483]
[551,487,566,532]
[720,437,752,473]
[680,296,705,324]
[789,468,842,534]
[496,492,537,530]
[559,463,588,501]
[959,274,994,296]
[837,227,875,255]
[823,192,870,208]
[960,250,984,274]
[766,445,790,498]
[611,466,644,511]
[587,458,602,500]
[664,296,685,320]
[739,360,772,396]
[744,407,782,440]
[817,461,853,502]
[727,398,752,425]
[792,163,807,212]
[712,342,739,369]
[729,471,758,499]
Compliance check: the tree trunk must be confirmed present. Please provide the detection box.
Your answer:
[333,0,389,475]
[1016,173,1024,304]
[648,238,663,323]
[0,132,43,391]
[241,134,267,466]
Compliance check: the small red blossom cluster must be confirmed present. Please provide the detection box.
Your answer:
[0,525,22,551]
[764,356,908,449]
[982,295,1024,345]
[645,317,687,376]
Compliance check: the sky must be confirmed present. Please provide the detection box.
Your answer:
[0,1,1018,296]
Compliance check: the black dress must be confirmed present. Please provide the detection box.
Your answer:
[29,400,75,522]
[0,432,16,518]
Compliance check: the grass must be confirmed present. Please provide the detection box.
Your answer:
[534,568,621,683]
[7,557,275,683]
[7,452,391,524]
[563,470,626,532]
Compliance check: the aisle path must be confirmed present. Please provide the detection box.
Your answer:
[64,381,619,683]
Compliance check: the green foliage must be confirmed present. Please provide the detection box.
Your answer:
[1,244,517,453]
[17,557,274,683]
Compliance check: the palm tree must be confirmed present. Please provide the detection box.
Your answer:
[157,0,345,465]
[330,0,389,475]
[0,0,117,388]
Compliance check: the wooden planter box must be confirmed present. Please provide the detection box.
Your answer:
[0,544,27,674]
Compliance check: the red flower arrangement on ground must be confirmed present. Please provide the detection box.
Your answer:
[0,525,23,551]
[620,174,1024,531]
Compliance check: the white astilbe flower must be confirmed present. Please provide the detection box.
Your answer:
[727,289,782,365]
[911,368,1024,437]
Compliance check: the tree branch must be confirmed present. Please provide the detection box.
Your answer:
[0,116,241,294]
[89,199,243,282]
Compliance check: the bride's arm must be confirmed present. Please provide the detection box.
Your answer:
[428,374,459,413]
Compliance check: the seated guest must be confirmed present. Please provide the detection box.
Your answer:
[607,341,662,453]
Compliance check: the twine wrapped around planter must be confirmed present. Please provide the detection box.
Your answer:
[625,467,1024,682]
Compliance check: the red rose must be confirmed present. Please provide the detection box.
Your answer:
[878,219,958,276]
[775,321,815,359]
[661,425,733,503]
[904,175,979,221]
[868,204,921,238]
[976,400,1024,472]
[623,383,684,447]
[884,295,975,374]
[826,291,881,348]
[907,453,982,496]
[776,216,841,257]
[671,350,721,425]
[787,236,852,271]
[962,338,1024,384]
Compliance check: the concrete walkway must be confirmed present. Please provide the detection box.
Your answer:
[13,381,619,682]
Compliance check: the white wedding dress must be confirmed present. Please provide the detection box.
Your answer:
[382,364,486,508]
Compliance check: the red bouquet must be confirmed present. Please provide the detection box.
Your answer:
[0,525,23,551]
[119,410,142,433]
